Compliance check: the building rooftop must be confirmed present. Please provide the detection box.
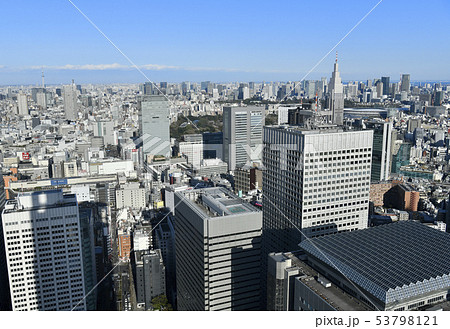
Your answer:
[177,187,259,218]
[299,221,450,305]
[3,189,78,214]
[283,252,370,311]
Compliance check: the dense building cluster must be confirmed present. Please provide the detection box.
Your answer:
[1,60,450,311]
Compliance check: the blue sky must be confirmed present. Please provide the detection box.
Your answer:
[1,0,449,85]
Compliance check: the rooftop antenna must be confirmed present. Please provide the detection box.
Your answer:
[335,51,338,63]
[41,68,45,88]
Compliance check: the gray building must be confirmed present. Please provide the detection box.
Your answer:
[133,249,166,310]
[267,252,369,311]
[78,206,97,311]
[139,95,171,158]
[300,221,450,311]
[366,120,392,182]
[401,74,411,94]
[267,252,300,311]
[174,187,262,310]
[155,217,176,306]
[223,106,265,171]
[93,120,116,146]
[17,93,29,116]
[381,76,390,96]
[327,59,344,125]
[63,83,78,121]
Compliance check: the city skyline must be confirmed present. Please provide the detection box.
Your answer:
[1,0,450,319]
[1,0,450,84]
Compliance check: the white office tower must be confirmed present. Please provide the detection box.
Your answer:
[175,187,262,310]
[17,93,28,116]
[139,95,171,158]
[327,57,344,125]
[63,83,78,120]
[1,190,87,311]
[262,126,373,254]
[36,92,47,110]
[223,106,265,171]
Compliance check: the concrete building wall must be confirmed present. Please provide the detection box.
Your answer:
[223,106,265,171]
[175,188,262,310]
[140,95,171,158]
[1,190,87,311]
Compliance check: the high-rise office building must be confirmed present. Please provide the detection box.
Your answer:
[155,217,176,306]
[174,187,262,310]
[381,76,390,96]
[401,74,411,94]
[139,95,171,159]
[36,92,47,110]
[17,93,28,116]
[223,106,265,171]
[261,125,372,310]
[63,83,78,121]
[1,190,87,311]
[262,126,373,253]
[328,58,344,125]
[366,120,392,182]
[78,206,97,311]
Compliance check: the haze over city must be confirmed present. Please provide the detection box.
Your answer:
[0,0,449,84]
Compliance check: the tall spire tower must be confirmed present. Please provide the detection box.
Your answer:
[328,52,344,125]
[41,68,45,88]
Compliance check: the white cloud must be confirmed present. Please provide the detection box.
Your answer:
[29,63,130,71]
[0,63,289,74]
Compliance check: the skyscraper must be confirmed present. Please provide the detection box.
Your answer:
[1,190,87,311]
[139,95,171,159]
[401,74,411,94]
[63,82,78,121]
[36,92,47,110]
[366,120,393,182]
[17,93,28,116]
[174,187,262,310]
[381,76,390,96]
[261,125,373,309]
[223,106,265,171]
[327,57,344,125]
[262,126,373,252]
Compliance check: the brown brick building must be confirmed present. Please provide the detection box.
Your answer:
[383,184,420,212]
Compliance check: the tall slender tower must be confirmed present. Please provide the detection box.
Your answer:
[328,53,344,125]
[41,69,45,88]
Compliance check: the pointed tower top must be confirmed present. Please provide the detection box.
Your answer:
[335,51,338,63]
